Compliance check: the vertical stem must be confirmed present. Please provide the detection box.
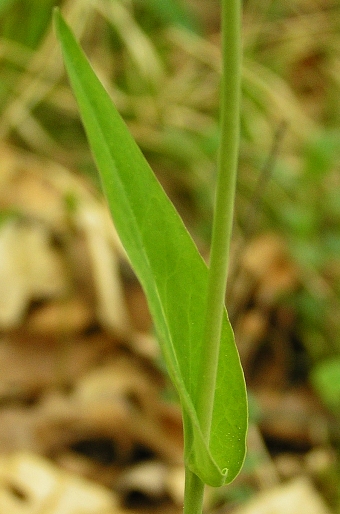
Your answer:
[183,1,241,512]
[183,468,205,514]
[196,0,242,441]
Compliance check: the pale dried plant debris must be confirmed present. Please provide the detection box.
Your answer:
[0,452,119,514]
[234,477,332,514]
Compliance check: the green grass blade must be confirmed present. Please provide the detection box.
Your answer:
[55,9,247,487]
[1,0,55,48]
[143,0,201,33]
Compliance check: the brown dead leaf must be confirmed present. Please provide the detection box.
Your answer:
[256,387,329,450]
[242,234,298,307]
[26,297,94,335]
[234,477,332,514]
[0,332,116,399]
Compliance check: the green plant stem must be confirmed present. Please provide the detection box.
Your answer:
[183,468,205,514]
[197,0,242,443]
[183,0,242,511]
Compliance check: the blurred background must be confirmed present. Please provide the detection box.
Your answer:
[0,0,339,513]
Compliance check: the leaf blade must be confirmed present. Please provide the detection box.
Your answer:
[55,9,247,486]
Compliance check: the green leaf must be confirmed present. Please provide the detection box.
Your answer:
[311,358,340,413]
[143,0,201,33]
[1,0,55,48]
[55,9,247,487]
